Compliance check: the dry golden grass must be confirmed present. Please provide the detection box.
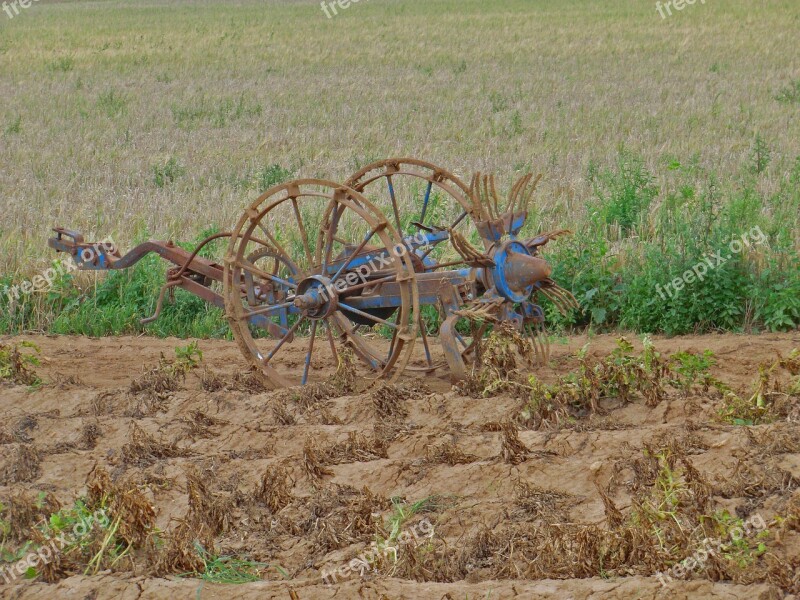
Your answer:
[1,0,798,280]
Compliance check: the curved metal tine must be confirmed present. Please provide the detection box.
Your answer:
[528,323,547,366]
[236,258,297,291]
[521,324,535,363]
[489,174,501,216]
[525,325,544,364]
[291,197,314,269]
[141,280,180,325]
[302,320,318,385]
[521,174,542,213]
[264,317,303,363]
[534,324,547,364]
[386,175,403,234]
[509,173,531,215]
[337,302,399,330]
[419,180,433,225]
[541,324,551,363]
[484,175,494,218]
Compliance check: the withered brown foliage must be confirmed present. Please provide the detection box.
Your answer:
[715,456,799,500]
[184,465,236,535]
[254,465,293,514]
[10,414,37,443]
[500,421,528,465]
[513,481,575,522]
[151,518,214,576]
[200,367,268,393]
[80,422,102,450]
[179,409,227,441]
[129,353,184,397]
[457,324,533,399]
[372,381,429,420]
[425,441,479,466]
[290,348,358,411]
[271,397,296,425]
[87,466,156,547]
[719,348,800,425]
[382,441,794,588]
[296,484,389,552]
[746,423,800,455]
[151,466,242,577]
[0,443,41,484]
[1,489,60,542]
[121,423,193,466]
[318,431,388,465]
[303,437,333,480]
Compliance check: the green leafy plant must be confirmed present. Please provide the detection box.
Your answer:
[180,543,266,583]
[775,79,800,104]
[173,341,203,374]
[255,163,293,193]
[384,496,441,545]
[670,350,716,392]
[47,57,75,73]
[0,341,42,387]
[97,89,127,118]
[749,134,771,175]
[153,157,185,188]
[709,511,768,568]
[4,114,21,135]
[591,150,658,234]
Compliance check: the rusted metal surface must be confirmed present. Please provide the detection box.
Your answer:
[49,158,577,387]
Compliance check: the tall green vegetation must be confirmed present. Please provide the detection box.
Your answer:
[544,152,800,334]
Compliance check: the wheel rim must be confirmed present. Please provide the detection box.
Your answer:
[346,158,489,373]
[224,180,418,388]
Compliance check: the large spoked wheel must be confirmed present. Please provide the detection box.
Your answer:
[346,158,489,372]
[224,180,419,388]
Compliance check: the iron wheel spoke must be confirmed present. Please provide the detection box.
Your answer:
[237,258,297,290]
[302,320,318,385]
[244,300,294,319]
[264,317,304,364]
[338,302,399,330]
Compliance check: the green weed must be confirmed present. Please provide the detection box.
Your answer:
[180,543,266,583]
[152,157,184,188]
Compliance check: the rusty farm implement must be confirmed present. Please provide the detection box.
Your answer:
[49,158,577,387]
